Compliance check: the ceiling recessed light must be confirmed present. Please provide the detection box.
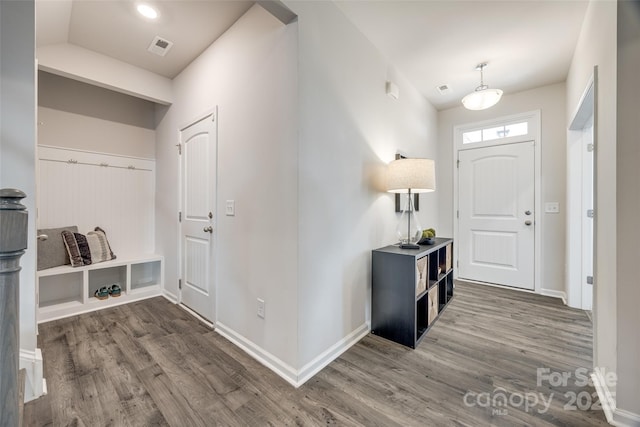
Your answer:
[137,4,158,20]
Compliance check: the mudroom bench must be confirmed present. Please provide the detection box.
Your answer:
[37,254,164,323]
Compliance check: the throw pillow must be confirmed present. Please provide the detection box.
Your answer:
[61,230,93,267]
[86,227,116,263]
[37,226,78,271]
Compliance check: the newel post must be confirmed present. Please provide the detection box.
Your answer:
[0,189,28,427]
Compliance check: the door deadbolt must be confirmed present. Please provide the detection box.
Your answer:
[525,210,532,215]
[208,212,213,219]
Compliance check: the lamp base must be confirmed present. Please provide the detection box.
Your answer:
[400,243,420,249]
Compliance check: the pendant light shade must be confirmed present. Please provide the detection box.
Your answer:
[462,63,503,111]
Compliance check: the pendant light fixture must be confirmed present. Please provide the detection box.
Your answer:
[462,63,503,110]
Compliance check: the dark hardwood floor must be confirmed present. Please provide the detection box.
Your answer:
[24,282,609,426]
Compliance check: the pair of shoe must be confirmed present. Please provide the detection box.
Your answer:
[94,284,121,300]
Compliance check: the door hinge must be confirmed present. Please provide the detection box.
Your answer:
[457,210,459,219]
[587,209,595,218]
[457,159,460,168]
[179,211,182,222]
[457,260,459,268]
[176,143,182,155]
[178,279,182,290]
[587,143,595,152]
[586,276,594,285]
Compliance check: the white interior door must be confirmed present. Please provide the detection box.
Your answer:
[581,117,594,310]
[458,141,535,290]
[180,112,217,322]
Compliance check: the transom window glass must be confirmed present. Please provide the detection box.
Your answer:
[462,121,528,144]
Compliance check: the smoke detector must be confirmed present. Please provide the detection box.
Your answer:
[436,84,452,95]
[148,36,173,57]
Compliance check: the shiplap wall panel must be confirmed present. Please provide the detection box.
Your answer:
[38,146,155,258]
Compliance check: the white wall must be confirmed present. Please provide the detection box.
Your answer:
[566,0,618,412]
[155,4,300,370]
[437,83,567,295]
[286,0,438,371]
[38,71,156,158]
[0,0,42,401]
[615,0,640,421]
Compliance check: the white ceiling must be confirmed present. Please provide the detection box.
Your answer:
[36,0,589,110]
[36,0,254,78]
[336,0,589,110]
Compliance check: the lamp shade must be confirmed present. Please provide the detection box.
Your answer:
[461,88,503,110]
[387,158,436,193]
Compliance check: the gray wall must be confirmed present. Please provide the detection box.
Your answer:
[566,0,618,406]
[616,0,640,417]
[0,0,37,356]
[38,71,156,159]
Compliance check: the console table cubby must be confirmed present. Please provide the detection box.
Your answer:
[371,238,454,348]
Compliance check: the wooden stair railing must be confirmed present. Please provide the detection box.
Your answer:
[0,189,28,427]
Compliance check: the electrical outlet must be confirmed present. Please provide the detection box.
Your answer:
[257,298,265,319]
[545,202,560,213]
[226,200,235,216]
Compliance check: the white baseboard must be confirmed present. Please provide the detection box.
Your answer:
[215,322,369,388]
[614,409,640,427]
[20,348,45,403]
[590,369,640,427]
[162,289,178,303]
[178,303,214,329]
[215,322,299,386]
[297,323,370,385]
[592,370,616,424]
[541,288,567,304]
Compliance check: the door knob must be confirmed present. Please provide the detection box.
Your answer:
[203,226,213,233]
[525,210,532,215]
[37,234,48,241]
[525,220,532,226]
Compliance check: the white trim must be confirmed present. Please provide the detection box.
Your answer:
[540,289,567,305]
[162,290,178,303]
[613,409,640,427]
[215,321,369,388]
[177,108,218,321]
[297,323,370,385]
[566,74,595,310]
[37,144,155,162]
[20,348,44,402]
[178,303,215,329]
[215,321,299,386]
[453,110,541,294]
[592,370,616,424]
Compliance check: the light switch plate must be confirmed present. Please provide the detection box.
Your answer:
[226,200,235,216]
[545,202,560,213]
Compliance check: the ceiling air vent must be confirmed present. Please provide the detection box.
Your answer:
[436,84,452,95]
[147,36,173,57]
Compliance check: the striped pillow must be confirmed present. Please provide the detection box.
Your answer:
[61,231,92,267]
[86,227,116,263]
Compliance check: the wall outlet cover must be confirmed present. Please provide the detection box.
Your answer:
[545,202,560,213]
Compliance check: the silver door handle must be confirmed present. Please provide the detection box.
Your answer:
[37,234,48,241]
[525,220,532,226]
[203,226,213,233]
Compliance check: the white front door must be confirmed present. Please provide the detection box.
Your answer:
[458,141,535,290]
[180,112,217,322]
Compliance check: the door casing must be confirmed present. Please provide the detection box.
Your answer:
[177,107,218,325]
[453,110,542,295]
